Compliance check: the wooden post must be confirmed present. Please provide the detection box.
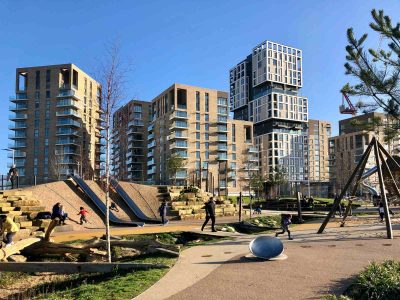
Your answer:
[318,138,375,234]
[217,162,220,198]
[206,165,209,192]
[199,157,202,190]
[296,191,303,223]
[378,147,400,199]
[341,143,373,226]
[239,191,242,222]
[373,139,393,239]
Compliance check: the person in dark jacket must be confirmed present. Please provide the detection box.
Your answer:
[201,197,216,232]
[275,214,293,240]
[158,201,168,225]
[7,165,18,189]
[51,202,63,220]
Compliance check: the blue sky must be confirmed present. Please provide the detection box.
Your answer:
[0,0,399,174]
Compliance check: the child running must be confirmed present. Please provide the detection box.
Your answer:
[275,214,293,240]
[77,206,88,225]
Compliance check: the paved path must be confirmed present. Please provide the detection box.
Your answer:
[135,222,400,300]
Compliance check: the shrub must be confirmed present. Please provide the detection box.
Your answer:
[346,260,400,300]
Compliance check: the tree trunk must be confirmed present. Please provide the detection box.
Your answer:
[105,104,111,262]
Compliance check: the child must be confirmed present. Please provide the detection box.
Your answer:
[378,202,385,222]
[77,207,88,225]
[0,215,19,247]
[275,214,293,240]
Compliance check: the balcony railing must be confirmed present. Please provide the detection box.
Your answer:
[168,133,188,140]
[9,113,27,120]
[9,123,27,130]
[57,89,80,99]
[169,111,189,120]
[56,119,81,127]
[9,103,28,111]
[170,121,188,129]
[56,109,80,117]
[57,99,79,108]
[10,93,28,102]
[217,153,228,160]
[248,146,258,153]
[147,151,154,158]
[148,141,156,148]
[8,133,27,139]
[217,144,228,151]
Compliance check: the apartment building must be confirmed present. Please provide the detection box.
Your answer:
[111,100,151,182]
[147,83,258,196]
[329,112,397,194]
[307,119,331,182]
[230,41,308,183]
[9,64,104,183]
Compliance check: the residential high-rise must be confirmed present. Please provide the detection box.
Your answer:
[111,100,151,182]
[9,64,104,183]
[147,83,257,196]
[230,41,308,184]
[303,119,331,196]
[329,112,399,194]
[307,120,331,182]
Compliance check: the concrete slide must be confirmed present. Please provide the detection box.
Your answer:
[71,175,144,227]
[110,179,162,224]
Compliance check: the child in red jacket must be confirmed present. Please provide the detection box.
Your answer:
[77,207,88,225]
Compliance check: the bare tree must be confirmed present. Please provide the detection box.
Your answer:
[95,42,130,262]
[50,148,66,181]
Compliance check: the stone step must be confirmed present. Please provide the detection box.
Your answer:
[14,229,33,241]
[18,221,33,228]
[0,202,11,207]
[10,199,41,207]
[22,226,40,232]
[32,219,52,228]
[0,206,15,212]
[2,190,32,197]
[14,215,29,222]
[15,206,46,212]
[7,211,23,216]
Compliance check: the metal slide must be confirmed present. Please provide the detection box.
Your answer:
[110,179,162,224]
[360,166,379,196]
[71,175,144,227]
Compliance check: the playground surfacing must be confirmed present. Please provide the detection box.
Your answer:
[136,222,400,300]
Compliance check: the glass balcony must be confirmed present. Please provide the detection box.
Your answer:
[170,121,188,129]
[9,122,27,130]
[175,150,188,158]
[171,141,188,149]
[9,141,27,148]
[56,137,79,145]
[8,151,26,158]
[8,132,27,139]
[217,97,228,106]
[175,170,188,179]
[217,134,228,142]
[148,141,156,148]
[147,166,156,175]
[217,144,228,151]
[57,119,81,127]
[9,103,28,111]
[147,151,154,158]
[147,159,155,166]
[177,104,187,110]
[248,156,258,162]
[217,153,228,160]
[57,99,79,108]
[147,133,154,140]
[169,111,189,120]
[56,109,80,117]
[248,146,258,153]
[10,93,28,102]
[217,125,228,132]
[217,115,228,123]
[57,89,80,100]
[168,132,188,140]
[148,123,154,132]
[128,120,144,127]
[57,128,80,136]
[9,113,27,120]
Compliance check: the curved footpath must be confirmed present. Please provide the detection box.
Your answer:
[135,222,400,300]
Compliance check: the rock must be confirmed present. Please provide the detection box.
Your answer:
[18,221,33,228]
[7,255,27,262]
[14,229,33,241]
[0,206,15,212]
[10,200,41,206]
[15,206,46,212]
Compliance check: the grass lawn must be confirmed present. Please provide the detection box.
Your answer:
[4,232,228,300]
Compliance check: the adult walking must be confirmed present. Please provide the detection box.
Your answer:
[0,215,19,247]
[7,165,18,189]
[158,201,168,225]
[201,197,216,232]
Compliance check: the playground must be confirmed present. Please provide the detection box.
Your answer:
[0,143,400,300]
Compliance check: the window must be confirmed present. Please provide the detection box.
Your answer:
[196,113,200,121]
[205,151,209,159]
[196,142,200,149]
[196,151,200,159]
[133,105,142,112]
[205,93,209,112]
[196,91,200,111]
[205,114,209,121]
[35,71,40,89]
[34,129,39,138]
[196,122,200,130]
[232,124,236,142]
[196,132,200,139]
[46,91,50,98]
[205,142,209,150]
[232,153,236,160]
[205,124,209,131]
[205,133,209,140]
[46,70,50,88]
[232,144,236,151]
